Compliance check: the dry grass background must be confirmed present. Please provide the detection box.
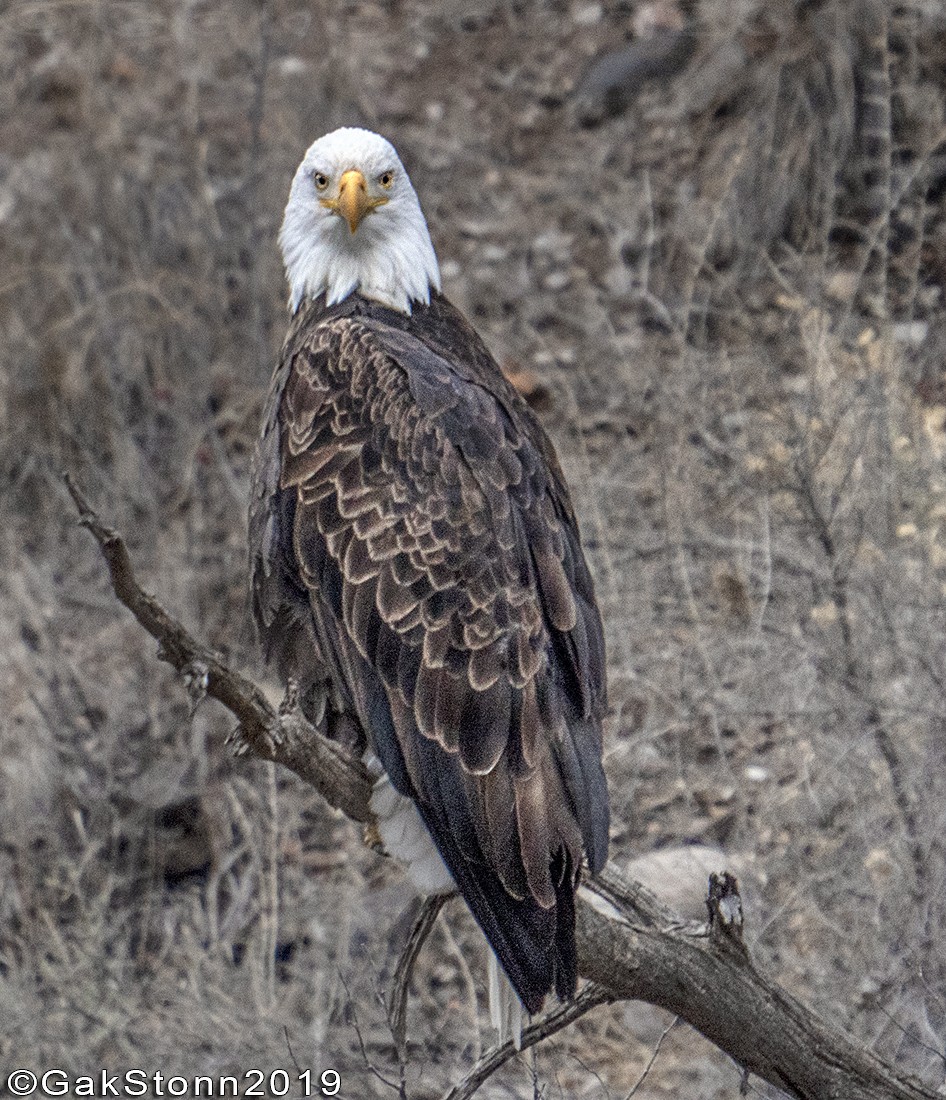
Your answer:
[3,0,946,1096]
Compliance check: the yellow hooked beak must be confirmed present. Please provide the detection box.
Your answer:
[320,169,388,233]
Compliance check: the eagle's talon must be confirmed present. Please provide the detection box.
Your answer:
[182,660,210,715]
[363,822,386,855]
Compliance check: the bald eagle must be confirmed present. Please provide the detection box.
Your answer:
[249,127,609,1026]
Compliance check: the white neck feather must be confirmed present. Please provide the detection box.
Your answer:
[279,133,441,316]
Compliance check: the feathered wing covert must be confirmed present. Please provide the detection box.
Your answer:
[250,292,609,1013]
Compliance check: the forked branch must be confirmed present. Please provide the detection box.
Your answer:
[66,475,937,1100]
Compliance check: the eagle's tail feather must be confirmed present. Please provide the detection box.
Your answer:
[488,951,524,1049]
[413,794,575,1016]
[362,672,582,1016]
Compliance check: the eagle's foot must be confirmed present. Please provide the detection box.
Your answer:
[278,677,301,717]
[182,660,210,716]
[363,821,386,855]
[226,724,253,757]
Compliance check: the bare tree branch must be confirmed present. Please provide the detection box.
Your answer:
[66,476,939,1100]
[63,472,372,824]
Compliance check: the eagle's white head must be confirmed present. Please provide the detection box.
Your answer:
[280,127,441,315]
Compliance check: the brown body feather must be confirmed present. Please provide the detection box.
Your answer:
[249,291,609,1013]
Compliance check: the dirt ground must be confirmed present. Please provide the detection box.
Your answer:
[3,1,946,1096]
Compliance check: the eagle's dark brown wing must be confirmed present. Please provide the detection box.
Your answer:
[250,294,609,1012]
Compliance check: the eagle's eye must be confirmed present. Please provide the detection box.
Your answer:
[313,172,329,191]
[379,170,395,189]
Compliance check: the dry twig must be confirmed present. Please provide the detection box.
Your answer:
[389,894,449,1061]
[439,984,617,1100]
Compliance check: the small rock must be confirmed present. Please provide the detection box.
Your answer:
[825,271,859,304]
[572,3,603,26]
[481,243,508,263]
[892,321,929,346]
[276,57,309,77]
[543,270,572,291]
[810,600,839,625]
